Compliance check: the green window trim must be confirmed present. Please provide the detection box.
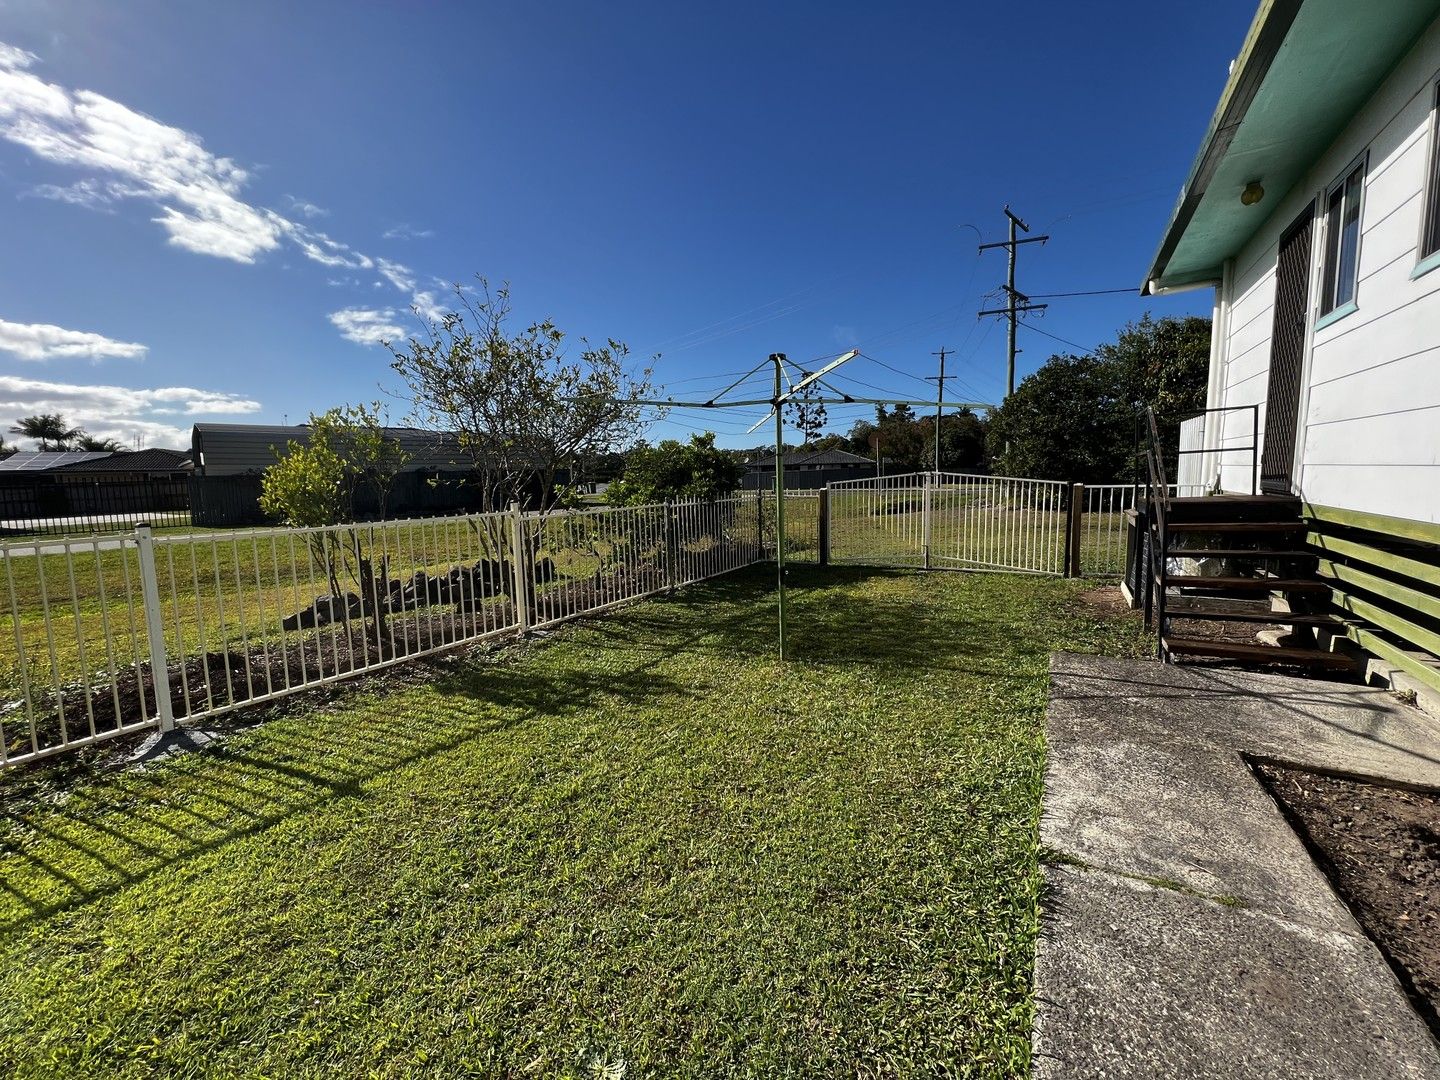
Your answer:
[1412,248,1440,280]
[1314,298,1358,331]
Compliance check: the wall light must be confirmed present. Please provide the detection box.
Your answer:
[1241,180,1265,206]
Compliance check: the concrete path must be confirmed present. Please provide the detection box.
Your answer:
[1037,652,1440,1079]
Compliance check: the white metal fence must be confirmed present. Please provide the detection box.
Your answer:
[0,474,1201,770]
[1075,482,1210,578]
[0,495,775,770]
[829,472,1071,575]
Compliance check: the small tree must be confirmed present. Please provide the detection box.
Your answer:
[388,279,656,513]
[260,403,410,647]
[608,433,744,505]
[785,384,828,446]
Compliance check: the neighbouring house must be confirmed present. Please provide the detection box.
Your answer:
[0,449,191,528]
[742,448,877,490]
[1137,0,1440,701]
[190,423,559,526]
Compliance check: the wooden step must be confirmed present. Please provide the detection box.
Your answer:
[1160,576,1329,593]
[1166,548,1313,559]
[1166,521,1306,534]
[1166,606,1343,625]
[1163,635,1355,668]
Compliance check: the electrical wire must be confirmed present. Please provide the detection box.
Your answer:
[1020,321,1098,356]
[1029,287,1139,298]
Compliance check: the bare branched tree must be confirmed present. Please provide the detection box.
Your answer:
[387,279,656,516]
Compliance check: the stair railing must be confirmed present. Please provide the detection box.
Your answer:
[1141,406,1171,660]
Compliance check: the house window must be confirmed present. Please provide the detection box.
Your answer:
[1422,81,1440,264]
[1319,157,1366,317]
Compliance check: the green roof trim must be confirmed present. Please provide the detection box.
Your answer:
[1144,0,1440,294]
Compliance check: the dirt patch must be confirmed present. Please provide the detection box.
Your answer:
[1255,761,1440,1032]
[1075,585,1131,615]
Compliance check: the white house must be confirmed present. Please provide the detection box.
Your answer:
[1145,0,1440,524]
[1142,0,1440,700]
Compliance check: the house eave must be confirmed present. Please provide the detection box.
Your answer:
[1143,0,1440,295]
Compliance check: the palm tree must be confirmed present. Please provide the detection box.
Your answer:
[9,414,82,451]
[74,433,127,452]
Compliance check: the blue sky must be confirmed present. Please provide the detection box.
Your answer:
[0,0,1254,449]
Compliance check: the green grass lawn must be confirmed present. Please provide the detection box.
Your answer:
[0,565,1144,1077]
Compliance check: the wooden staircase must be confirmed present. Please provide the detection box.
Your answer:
[1148,494,1352,670]
[1138,409,1354,672]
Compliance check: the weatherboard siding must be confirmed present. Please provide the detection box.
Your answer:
[1208,16,1440,522]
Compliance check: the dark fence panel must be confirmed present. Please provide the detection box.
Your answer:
[189,470,558,527]
[0,476,192,537]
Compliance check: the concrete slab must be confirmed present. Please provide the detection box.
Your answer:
[1038,654,1440,1078]
[1042,736,1354,931]
[1036,865,1440,1080]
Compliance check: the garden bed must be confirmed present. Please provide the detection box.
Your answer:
[1255,761,1440,1033]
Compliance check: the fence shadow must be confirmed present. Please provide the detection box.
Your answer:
[0,562,1058,936]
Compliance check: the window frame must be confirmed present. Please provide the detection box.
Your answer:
[1414,76,1440,280]
[1315,152,1367,328]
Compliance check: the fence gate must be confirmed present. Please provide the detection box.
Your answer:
[827,472,1067,575]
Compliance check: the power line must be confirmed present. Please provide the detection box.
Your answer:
[1029,287,1138,298]
[859,353,935,390]
[1021,321,1097,356]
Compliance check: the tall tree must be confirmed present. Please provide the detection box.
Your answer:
[10,414,81,451]
[985,314,1211,481]
[388,279,655,512]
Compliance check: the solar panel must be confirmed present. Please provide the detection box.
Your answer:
[0,451,114,471]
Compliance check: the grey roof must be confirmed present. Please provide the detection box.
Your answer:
[747,448,872,468]
[192,423,472,476]
[0,451,114,472]
[50,448,191,474]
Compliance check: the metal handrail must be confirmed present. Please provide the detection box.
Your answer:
[1141,407,1169,658]
[1168,404,1262,496]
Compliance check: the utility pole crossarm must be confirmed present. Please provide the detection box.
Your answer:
[978,205,1050,400]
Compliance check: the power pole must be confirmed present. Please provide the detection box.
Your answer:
[925,346,950,473]
[979,206,1049,399]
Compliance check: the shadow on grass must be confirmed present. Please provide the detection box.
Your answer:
[0,563,1051,936]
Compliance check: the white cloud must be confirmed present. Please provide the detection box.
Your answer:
[383,223,433,241]
[0,39,449,347]
[0,374,260,448]
[27,177,124,210]
[280,219,374,269]
[410,289,447,322]
[376,257,416,294]
[328,307,406,346]
[0,318,148,361]
[284,194,327,218]
[0,43,38,70]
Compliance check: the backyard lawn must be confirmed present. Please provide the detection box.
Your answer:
[0,564,1144,1078]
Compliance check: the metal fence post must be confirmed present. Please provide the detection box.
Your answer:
[922,472,933,570]
[818,486,830,567]
[134,523,176,733]
[1065,483,1085,577]
[664,500,678,591]
[508,502,531,632]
